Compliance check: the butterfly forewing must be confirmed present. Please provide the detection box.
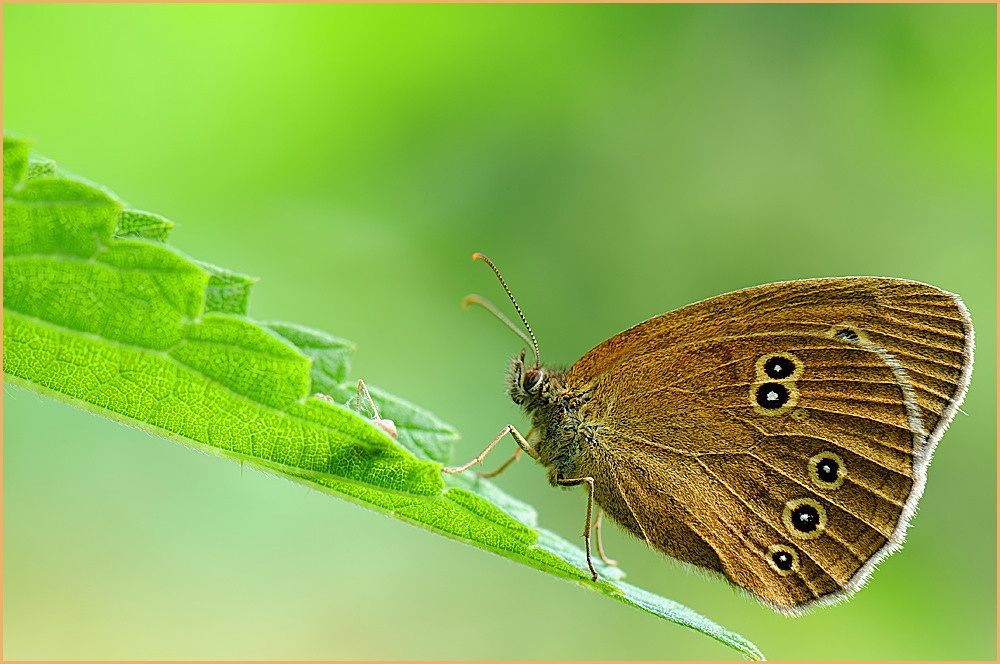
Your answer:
[567,278,972,427]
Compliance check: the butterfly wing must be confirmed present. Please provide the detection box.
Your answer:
[566,278,972,612]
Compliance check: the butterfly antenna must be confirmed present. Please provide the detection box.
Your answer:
[463,294,534,350]
[469,252,541,365]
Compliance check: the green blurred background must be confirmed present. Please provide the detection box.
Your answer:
[4,4,996,660]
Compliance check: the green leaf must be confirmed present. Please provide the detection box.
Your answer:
[197,260,258,314]
[26,155,57,180]
[265,320,355,384]
[1,135,764,661]
[3,134,30,192]
[3,177,119,258]
[116,209,176,242]
[169,313,313,409]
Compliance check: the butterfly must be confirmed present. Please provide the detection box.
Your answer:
[445,253,973,613]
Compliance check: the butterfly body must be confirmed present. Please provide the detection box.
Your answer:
[503,276,973,613]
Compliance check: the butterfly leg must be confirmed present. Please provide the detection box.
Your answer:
[441,424,540,474]
[555,476,600,582]
[594,508,618,567]
[477,447,524,479]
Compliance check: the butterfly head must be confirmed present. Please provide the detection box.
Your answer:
[465,253,564,408]
[506,348,565,410]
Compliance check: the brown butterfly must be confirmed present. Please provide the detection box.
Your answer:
[444,253,974,613]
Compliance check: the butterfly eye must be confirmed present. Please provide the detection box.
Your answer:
[523,368,543,392]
